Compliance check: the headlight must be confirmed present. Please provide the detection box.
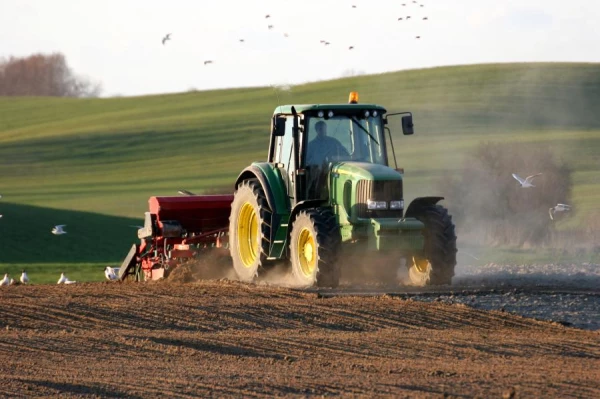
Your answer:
[367,200,387,210]
[364,110,370,118]
[317,111,324,118]
[327,111,334,118]
[372,110,378,117]
[389,200,404,210]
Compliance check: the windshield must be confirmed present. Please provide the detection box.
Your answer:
[304,114,386,166]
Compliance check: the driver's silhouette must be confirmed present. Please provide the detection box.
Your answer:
[306,121,349,165]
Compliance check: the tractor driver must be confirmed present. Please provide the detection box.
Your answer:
[306,121,349,165]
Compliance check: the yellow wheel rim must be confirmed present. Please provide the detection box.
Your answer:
[412,256,431,273]
[237,202,259,268]
[297,228,316,277]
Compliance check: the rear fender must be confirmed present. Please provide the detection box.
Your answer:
[234,163,289,213]
[405,196,445,218]
[234,163,290,258]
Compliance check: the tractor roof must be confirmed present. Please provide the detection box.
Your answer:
[273,103,387,115]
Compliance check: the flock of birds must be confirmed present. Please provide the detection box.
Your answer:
[160,1,430,66]
[0,189,198,287]
[511,173,572,220]
[1,267,120,286]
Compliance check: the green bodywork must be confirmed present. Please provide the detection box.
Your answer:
[330,162,424,252]
[238,103,425,261]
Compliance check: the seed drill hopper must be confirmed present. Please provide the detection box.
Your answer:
[119,194,233,281]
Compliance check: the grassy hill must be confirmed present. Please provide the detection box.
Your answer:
[1,62,599,282]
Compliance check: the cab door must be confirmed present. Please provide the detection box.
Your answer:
[274,116,296,205]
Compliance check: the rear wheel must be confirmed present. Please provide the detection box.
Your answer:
[409,205,457,286]
[229,179,272,282]
[290,208,341,288]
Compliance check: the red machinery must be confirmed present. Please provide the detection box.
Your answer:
[119,195,233,281]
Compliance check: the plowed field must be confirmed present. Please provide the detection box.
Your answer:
[1,280,599,398]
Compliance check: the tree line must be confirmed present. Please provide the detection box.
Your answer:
[0,52,102,97]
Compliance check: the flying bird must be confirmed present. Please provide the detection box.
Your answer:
[162,33,171,45]
[105,266,119,281]
[423,17,428,20]
[204,60,213,66]
[178,189,196,196]
[398,17,403,20]
[20,270,29,284]
[52,225,67,235]
[406,16,411,19]
[352,5,356,7]
[268,25,274,30]
[265,14,270,18]
[239,39,245,42]
[57,273,76,284]
[512,173,542,188]
[0,274,9,286]
[283,33,289,37]
[349,46,354,50]
[549,203,572,220]
[415,36,421,39]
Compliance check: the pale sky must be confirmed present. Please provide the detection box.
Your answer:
[1,0,599,96]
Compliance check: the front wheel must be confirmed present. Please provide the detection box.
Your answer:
[408,205,457,286]
[289,208,341,288]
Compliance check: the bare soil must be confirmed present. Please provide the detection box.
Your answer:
[1,280,599,398]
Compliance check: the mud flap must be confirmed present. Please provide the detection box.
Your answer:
[119,243,139,281]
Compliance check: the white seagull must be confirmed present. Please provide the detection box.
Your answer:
[9,278,16,285]
[549,203,572,220]
[512,173,542,188]
[57,273,77,284]
[52,225,67,235]
[162,33,171,45]
[20,270,29,284]
[1,274,9,286]
[105,266,119,281]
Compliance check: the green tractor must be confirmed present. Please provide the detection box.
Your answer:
[229,92,457,287]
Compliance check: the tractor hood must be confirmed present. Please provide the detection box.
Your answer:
[331,162,402,181]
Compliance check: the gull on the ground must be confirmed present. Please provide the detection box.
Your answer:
[57,273,76,284]
[20,270,29,284]
[512,173,542,188]
[162,33,171,45]
[549,203,572,220]
[105,266,119,281]
[9,278,16,285]
[1,274,9,286]
[52,225,67,235]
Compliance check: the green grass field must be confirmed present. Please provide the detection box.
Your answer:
[1,62,599,283]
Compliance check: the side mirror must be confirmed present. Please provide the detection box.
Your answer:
[401,115,414,135]
[272,116,286,136]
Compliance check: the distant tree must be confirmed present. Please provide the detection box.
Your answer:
[0,53,102,97]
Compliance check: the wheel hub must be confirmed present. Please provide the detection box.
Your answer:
[298,228,316,277]
[237,202,259,268]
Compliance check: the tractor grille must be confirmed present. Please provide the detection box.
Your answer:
[356,179,404,218]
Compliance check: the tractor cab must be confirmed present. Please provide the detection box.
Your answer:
[269,92,413,205]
